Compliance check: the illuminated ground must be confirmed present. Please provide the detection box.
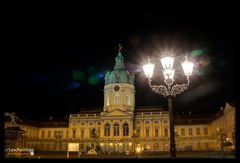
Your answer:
[6,151,235,159]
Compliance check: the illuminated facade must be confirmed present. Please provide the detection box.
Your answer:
[4,51,235,153]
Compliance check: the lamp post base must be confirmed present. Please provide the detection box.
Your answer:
[170,144,176,158]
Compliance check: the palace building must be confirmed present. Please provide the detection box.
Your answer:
[4,50,235,153]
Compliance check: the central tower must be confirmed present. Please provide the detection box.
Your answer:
[103,46,135,113]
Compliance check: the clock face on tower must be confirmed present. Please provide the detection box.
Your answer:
[114,85,120,91]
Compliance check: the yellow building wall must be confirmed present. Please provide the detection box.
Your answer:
[5,103,235,152]
[104,83,135,112]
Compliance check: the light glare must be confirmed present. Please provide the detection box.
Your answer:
[161,57,174,70]
[182,58,194,76]
[143,60,155,78]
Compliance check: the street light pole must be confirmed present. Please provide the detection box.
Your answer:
[143,54,194,158]
[168,97,176,157]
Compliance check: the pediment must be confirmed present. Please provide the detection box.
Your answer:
[101,109,131,117]
[224,103,234,114]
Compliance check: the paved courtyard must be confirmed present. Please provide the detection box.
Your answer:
[6,151,235,159]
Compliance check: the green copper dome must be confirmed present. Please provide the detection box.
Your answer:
[105,51,134,85]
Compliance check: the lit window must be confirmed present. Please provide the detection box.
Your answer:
[48,131,51,138]
[115,94,120,104]
[123,123,129,136]
[114,123,119,136]
[72,128,76,138]
[196,128,200,135]
[41,131,45,138]
[189,128,192,136]
[81,129,84,138]
[137,129,140,137]
[155,128,159,137]
[98,127,100,136]
[181,128,185,136]
[146,128,149,137]
[125,95,130,105]
[106,95,109,106]
[164,128,168,137]
[66,130,68,138]
[104,123,110,136]
[204,128,208,135]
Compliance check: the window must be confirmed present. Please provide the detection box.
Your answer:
[89,128,93,137]
[106,94,109,106]
[146,128,149,137]
[81,122,85,125]
[72,128,76,138]
[115,94,120,104]
[155,143,160,150]
[196,128,200,135]
[66,130,69,138]
[136,121,140,124]
[114,123,119,136]
[164,128,168,137]
[125,95,130,105]
[98,127,100,136]
[189,128,192,136]
[89,122,93,125]
[48,131,51,138]
[80,144,84,150]
[204,128,208,135]
[145,120,149,124]
[123,123,129,136]
[81,129,84,138]
[154,120,158,124]
[104,123,110,136]
[41,131,45,138]
[155,128,159,137]
[163,120,168,123]
[137,129,140,137]
[181,128,185,136]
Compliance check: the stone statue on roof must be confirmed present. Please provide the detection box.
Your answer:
[5,112,19,125]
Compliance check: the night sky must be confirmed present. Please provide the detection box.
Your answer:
[4,3,236,120]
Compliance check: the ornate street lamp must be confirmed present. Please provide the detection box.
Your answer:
[143,54,194,158]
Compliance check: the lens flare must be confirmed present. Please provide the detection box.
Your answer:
[65,81,80,90]
[72,70,85,81]
[88,76,99,85]
[191,49,206,56]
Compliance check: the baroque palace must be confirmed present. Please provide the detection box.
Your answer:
[5,51,235,153]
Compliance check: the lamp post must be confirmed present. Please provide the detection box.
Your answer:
[216,128,225,158]
[143,54,194,158]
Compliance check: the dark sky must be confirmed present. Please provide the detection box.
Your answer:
[4,3,236,120]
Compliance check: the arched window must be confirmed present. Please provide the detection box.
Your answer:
[123,123,129,136]
[114,123,119,136]
[104,123,110,136]
[125,95,130,105]
[115,94,120,104]
[72,128,76,138]
[106,94,109,106]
